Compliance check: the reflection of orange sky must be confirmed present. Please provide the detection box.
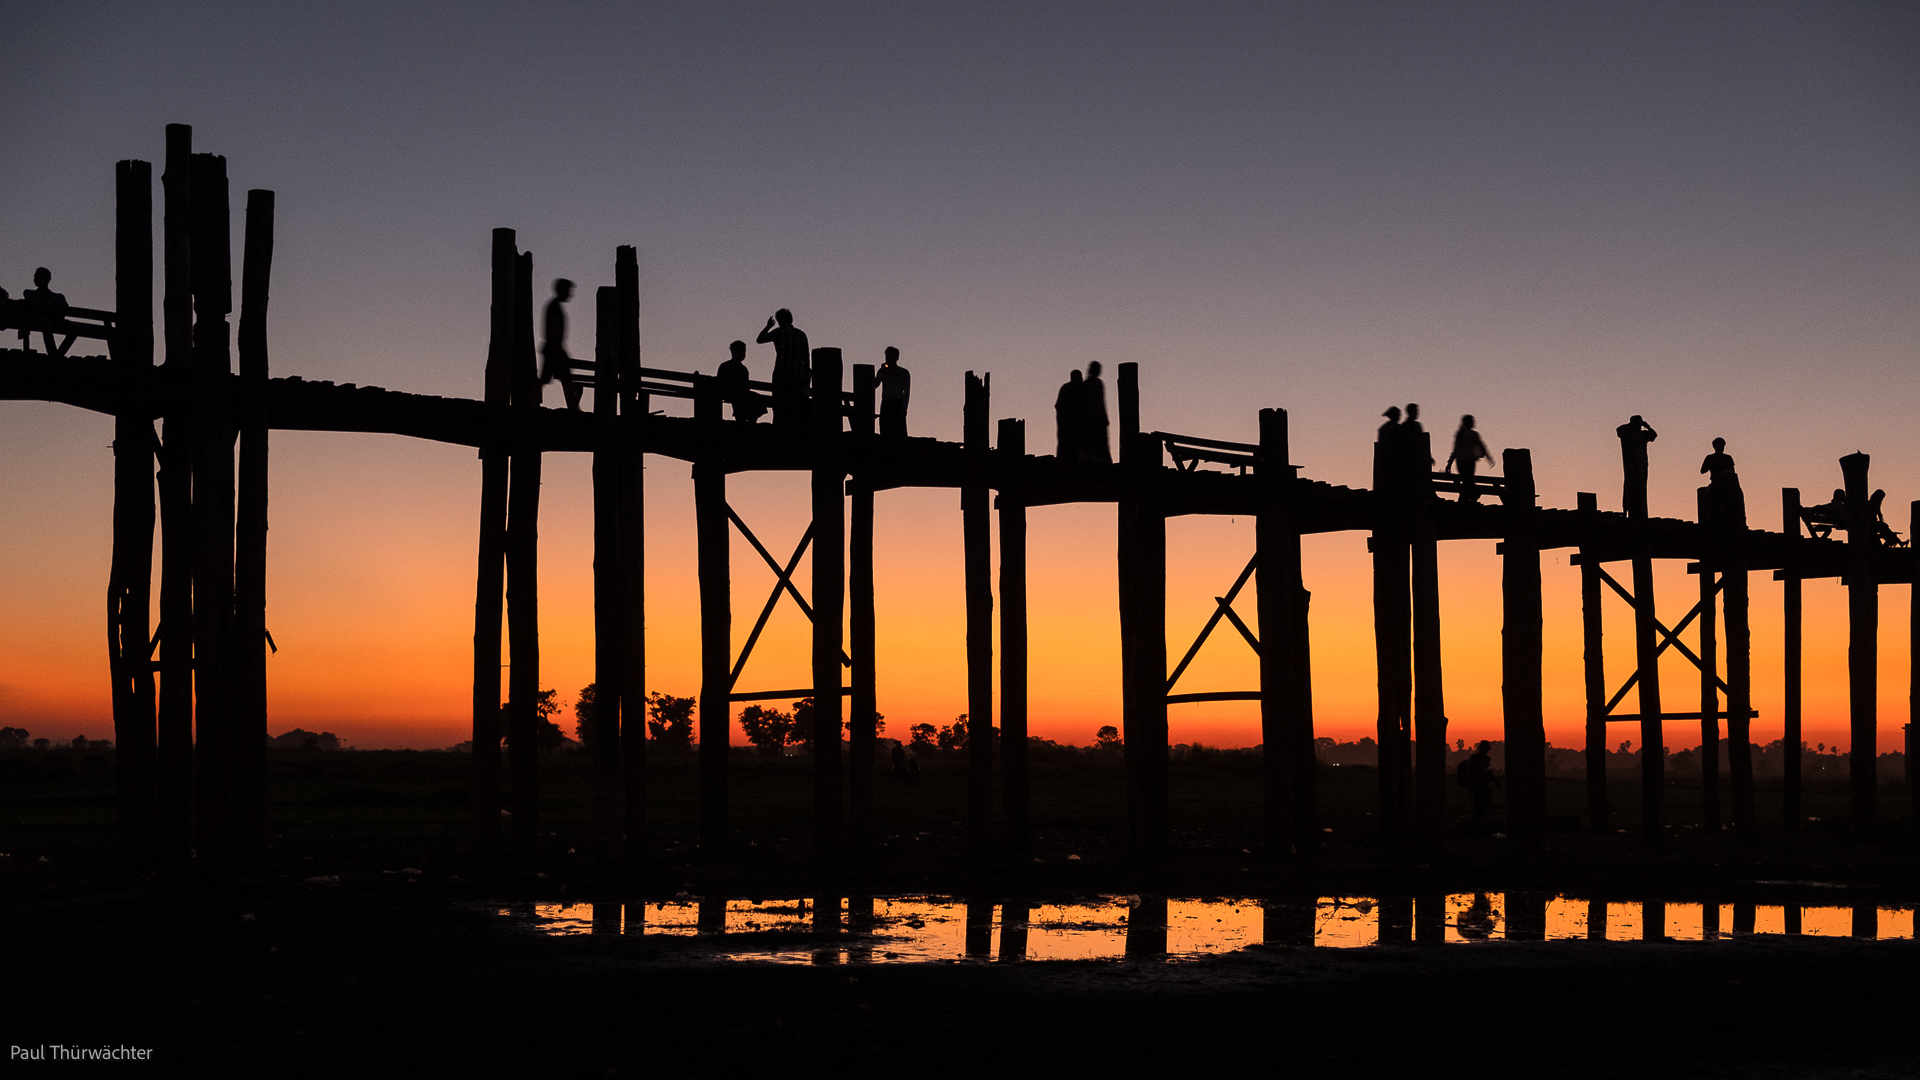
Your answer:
[0,419,1911,751]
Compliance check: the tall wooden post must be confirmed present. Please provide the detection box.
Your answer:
[155,123,195,863]
[1723,486,1754,834]
[812,347,846,860]
[614,245,646,858]
[998,417,1030,855]
[1501,449,1544,844]
[1118,419,1168,854]
[234,188,275,860]
[1781,488,1803,828]
[848,364,877,849]
[189,151,236,870]
[470,229,515,852]
[1910,501,1919,828]
[1841,452,1877,829]
[109,156,157,864]
[591,286,623,855]
[694,377,730,850]
[1373,436,1413,842]
[505,250,541,856]
[1577,492,1607,832]
[1621,422,1663,845]
[963,371,995,861]
[1258,408,1305,852]
[1696,490,1721,831]
[1410,430,1447,848]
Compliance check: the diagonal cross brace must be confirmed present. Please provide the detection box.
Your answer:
[1595,565,1730,713]
[726,505,852,693]
[1166,554,1259,693]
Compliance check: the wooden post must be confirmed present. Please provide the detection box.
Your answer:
[694,376,730,850]
[1841,452,1877,829]
[1782,488,1803,828]
[1292,590,1317,846]
[1723,489,1755,835]
[963,371,994,861]
[506,249,541,856]
[1118,362,1139,445]
[1577,492,1607,832]
[1373,438,1413,842]
[234,188,275,860]
[1910,501,1919,829]
[1621,422,1663,846]
[1258,408,1303,852]
[615,246,645,859]
[1696,489,1721,831]
[1119,426,1169,853]
[109,156,156,864]
[1501,448,1544,845]
[998,417,1030,855]
[812,347,846,859]
[470,228,515,852]
[591,286,623,855]
[1410,430,1447,849]
[189,151,236,870]
[849,364,877,850]
[155,123,194,864]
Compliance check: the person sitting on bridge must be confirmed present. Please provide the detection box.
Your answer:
[1699,437,1745,524]
[1868,489,1904,547]
[1056,369,1085,460]
[717,339,766,423]
[879,346,910,437]
[539,278,583,412]
[23,267,69,355]
[757,308,810,430]
[1444,414,1494,503]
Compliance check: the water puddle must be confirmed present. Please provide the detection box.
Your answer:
[496,894,1917,963]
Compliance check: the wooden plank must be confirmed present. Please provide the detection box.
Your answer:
[109,156,156,865]
[155,123,194,864]
[998,417,1030,855]
[812,347,845,859]
[963,371,994,860]
[470,228,515,853]
[234,187,275,860]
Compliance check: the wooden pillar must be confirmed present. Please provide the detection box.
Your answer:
[1577,492,1608,833]
[1696,490,1721,831]
[155,123,195,863]
[234,188,274,860]
[694,377,730,850]
[1841,452,1877,829]
[1258,408,1304,852]
[189,151,236,870]
[506,249,541,856]
[1621,423,1663,846]
[1501,448,1544,845]
[1410,430,1447,849]
[470,228,515,852]
[812,347,846,859]
[109,156,157,864]
[998,417,1030,855]
[1782,488,1803,828]
[1910,501,1919,828]
[962,372,994,861]
[591,286,623,855]
[848,364,877,850]
[614,245,646,858]
[1724,497,1755,835]
[1293,590,1317,846]
[1119,426,1169,854]
[1373,438,1413,842]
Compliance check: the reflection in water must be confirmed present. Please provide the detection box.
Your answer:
[502,894,1916,963]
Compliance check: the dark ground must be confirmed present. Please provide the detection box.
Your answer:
[6,747,1920,1077]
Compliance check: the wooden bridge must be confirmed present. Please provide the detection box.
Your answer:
[6,125,1915,869]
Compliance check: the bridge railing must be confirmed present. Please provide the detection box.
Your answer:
[2,303,117,358]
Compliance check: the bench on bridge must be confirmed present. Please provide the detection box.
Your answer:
[1799,500,1906,547]
[1156,430,1256,474]
[1430,470,1506,500]
[0,301,116,358]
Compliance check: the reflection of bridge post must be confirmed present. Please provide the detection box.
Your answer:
[109,156,157,864]
[1586,898,1607,940]
[505,249,542,857]
[694,377,730,850]
[811,348,845,859]
[965,898,993,958]
[1262,900,1315,947]
[1507,892,1546,941]
[1373,437,1412,844]
[998,418,1031,855]
[1852,904,1876,939]
[1377,896,1412,946]
[1125,897,1167,958]
[468,228,515,855]
[1501,450,1544,845]
[1414,892,1445,945]
[1784,904,1802,936]
[963,372,994,860]
[1117,364,1169,853]
[1781,489,1803,828]
[1701,899,1721,939]
[156,124,197,865]
[1642,899,1665,941]
[234,187,275,859]
[615,246,646,860]
[1841,452,1877,830]
[1258,408,1311,852]
[999,902,1028,961]
[1577,493,1608,833]
[1732,901,1754,935]
[848,365,877,850]
[699,896,727,934]
[1410,431,1447,850]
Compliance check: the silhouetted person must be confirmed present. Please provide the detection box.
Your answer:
[758,308,810,430]
[1616,415,1658,518]
[1869,488,1903,546]
[1056,370,1085,460]
[1403,403,1432,468]
[1699,436,1745,524]
[1081,361,1111,465]
[1456,740,1499,824]
[1377,405,1402,445]
[718,339,766,423]
[23,267,68,355]
[878,346,910,438]
[540,278,582,412]
[1699,437,1735,480]
[1802,487,1848,539]
[1445,414,1494,503]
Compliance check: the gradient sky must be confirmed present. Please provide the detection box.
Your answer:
[2,2,1915,751]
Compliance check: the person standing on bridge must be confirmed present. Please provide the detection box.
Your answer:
[718,339,766,423]
[878,346,910,438]
[1402,403,1433,470]
[1444,414,1495,503]
[1055,369,1085,460]
[540,278,583,412]
[758,308,811,431]
[1616,415,1659,518]
[1081,361,1112,465]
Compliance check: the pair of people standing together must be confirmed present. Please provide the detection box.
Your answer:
[1054,361,1111,465]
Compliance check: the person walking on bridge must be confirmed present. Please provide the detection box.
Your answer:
[1444,414,1494,503]
[540,278,583,412]
[758,308,811,431]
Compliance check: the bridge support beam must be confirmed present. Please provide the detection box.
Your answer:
[156,123,195,865]
[1258,408,1311,853]
[469,229,514,853]
[109,156,156,865]
[1722,492,1755,835]
[1781,487,1802,828]
[615,245,646,860]
[963,371,994,860]
[1501,448,1543,845]
[695,377,729,850]
[1622,421,1664,846]
[848,365,877,850]
[591,286,623,857]
[1372,435,1413,843]
[1577,493,1607,833]
[1696,491,1721,831]
[1841,452,1877,829]
[505,249,541,857]
[1410,430,1447,850]
[998,417,1030,855]
[1117,362,1168,854]
[234,187,275,860]
[812,347,846,860]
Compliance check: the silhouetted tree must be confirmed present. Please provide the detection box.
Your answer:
[1095,725,1122,750]
[574,683,599,750]
[937,714,969,752]
[909,723,937,749]
[269,728,340,751]
[0,727,28,751]
[647,692,696,753]
[739,704,801,756]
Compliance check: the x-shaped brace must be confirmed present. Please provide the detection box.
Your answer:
[1166,554,1261,693]
[726,506,851,691]
[1595,565,1729,714]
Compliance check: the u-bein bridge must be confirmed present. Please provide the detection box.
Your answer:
[7,126,1918,871]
